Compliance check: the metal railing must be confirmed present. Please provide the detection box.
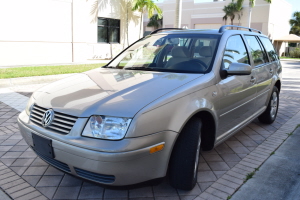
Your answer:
[150,28,185,35]
[219,25,262,34]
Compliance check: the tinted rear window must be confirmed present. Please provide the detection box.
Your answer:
[245,36,268,67]
[259,37,278,62]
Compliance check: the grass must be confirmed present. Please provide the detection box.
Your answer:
[244,171,255,182]
[0,63,106,79]
[244,168,259,183]
[293,124,300,132]
[280,57,300,60]
[286,132,293,136]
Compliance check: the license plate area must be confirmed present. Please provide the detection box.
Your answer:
[32,133,55,158]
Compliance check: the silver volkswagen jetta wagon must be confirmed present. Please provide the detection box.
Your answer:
[18,25,281,190]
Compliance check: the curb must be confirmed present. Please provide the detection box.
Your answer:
[0,74,77,88]
[0,60,110,69]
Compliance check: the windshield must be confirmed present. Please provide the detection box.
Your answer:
[106,34,220,73]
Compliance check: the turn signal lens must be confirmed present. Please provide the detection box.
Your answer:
[150,144,165,154]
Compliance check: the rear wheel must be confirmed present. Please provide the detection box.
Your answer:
[169,117,202,190]
[258,86,279,124]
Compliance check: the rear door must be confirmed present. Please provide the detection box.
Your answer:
[216,35,257,139]
[244,35,272,110]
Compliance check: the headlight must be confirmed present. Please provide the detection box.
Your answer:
[25,96,35,116]
[82,115,132,140]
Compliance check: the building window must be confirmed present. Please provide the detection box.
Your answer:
[98,18,120,43]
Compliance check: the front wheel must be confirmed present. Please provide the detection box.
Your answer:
[169,117,202,190]
[258,86,279,124]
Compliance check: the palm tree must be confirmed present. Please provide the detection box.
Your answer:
[223,15,228,25]
[223,2,238,27]
[132,0,162,38]
[147,14,163,30]
[236,0,272,28]
[235,5,243,27]
[290,11,300,36]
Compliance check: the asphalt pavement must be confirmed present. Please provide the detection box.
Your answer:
[231,126,300,200]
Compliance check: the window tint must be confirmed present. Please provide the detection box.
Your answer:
[245,36,268,67]
[223,35,249,69]
[98,18,120,43]
[259,37,278,62]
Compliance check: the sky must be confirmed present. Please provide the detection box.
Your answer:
[285,0,300,15]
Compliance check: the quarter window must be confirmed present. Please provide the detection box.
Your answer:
[98,18,120,43]
[259,37,278,62]
[223,35,250,69]
[245,36,268,67]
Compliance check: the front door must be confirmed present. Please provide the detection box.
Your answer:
[216,35,257,140]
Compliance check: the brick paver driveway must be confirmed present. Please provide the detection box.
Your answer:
[0,60,299,200]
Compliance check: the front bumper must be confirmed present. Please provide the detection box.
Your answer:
[17,111,178,186]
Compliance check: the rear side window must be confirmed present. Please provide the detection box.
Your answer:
[259,37,278,62]
[245,36,268,67]
[223,35,249,69]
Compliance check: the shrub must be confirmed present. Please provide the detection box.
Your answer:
[289,48,300,58]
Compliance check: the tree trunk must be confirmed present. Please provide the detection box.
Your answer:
[139,12,143,38]
[127,1,129,46]
[248,3,252,27]
[175,0,182,28]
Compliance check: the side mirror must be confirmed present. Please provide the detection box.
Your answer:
[226,63,252,75]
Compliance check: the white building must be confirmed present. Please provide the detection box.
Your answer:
[144,0,292,56]
[0,0,142,66]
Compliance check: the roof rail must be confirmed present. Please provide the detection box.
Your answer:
[150,28,184,35]
[219,25,262,34]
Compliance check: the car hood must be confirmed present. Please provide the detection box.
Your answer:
[34,68,204,117]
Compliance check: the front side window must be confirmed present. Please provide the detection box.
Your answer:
[245,36,268,67]
[98,18,120,43]
[223,35,249,69]
[259,37,278,62]
[106,34,220,73]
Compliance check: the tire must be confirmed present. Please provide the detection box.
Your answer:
[169,117,202,190]
[258,86,279,124]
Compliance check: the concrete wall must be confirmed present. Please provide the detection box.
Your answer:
[0,0,141,66]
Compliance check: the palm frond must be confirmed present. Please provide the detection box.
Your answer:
[290,12,300,36]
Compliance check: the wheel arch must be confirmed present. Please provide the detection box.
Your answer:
[194,110,216,151]
[174,109,217,152]
[275,80,281,93]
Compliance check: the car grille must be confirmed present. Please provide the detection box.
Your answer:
[74,168,115,184]
[35,151,71,173]
[30,104,78,135]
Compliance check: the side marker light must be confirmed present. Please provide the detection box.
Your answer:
[150,144,165,154]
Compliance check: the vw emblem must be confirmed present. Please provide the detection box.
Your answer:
[41,109,54,127]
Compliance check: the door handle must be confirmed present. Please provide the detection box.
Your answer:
[250,76,256,84]
[269,68,274,74]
